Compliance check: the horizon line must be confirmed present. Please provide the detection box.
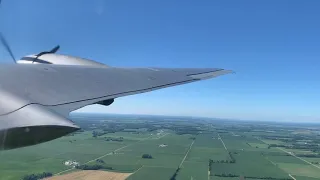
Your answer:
[70,112,320,124]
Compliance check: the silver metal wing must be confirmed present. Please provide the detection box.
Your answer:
[0,64,232,149]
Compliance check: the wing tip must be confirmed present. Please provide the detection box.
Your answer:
[188,69,234,80]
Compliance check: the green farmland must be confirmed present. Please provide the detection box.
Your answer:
[0,114,319,180]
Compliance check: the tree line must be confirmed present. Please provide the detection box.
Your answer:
[76,164,112,170]
[209,159,236,164]
[210,151,237,164]
[213,173,292,180]
[104,137,124,142]
[22,172,53,180]
[169,167,180,180]
[142,154,153,159]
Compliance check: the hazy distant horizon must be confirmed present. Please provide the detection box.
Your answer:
[71,111,320,124]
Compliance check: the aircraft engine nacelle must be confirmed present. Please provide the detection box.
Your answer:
[17,54,107,67]
[17,54,114,106]
[96,99,114,106]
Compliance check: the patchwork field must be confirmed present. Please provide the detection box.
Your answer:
[0,114,319,180]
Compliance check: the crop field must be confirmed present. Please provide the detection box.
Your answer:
[209,175,263,180]
[0,114,319,180]
[187,147,229,162]
[219,134,260,150]
[266,154,305,164]
[187,134,229,162]
[301,157,320,163]
[177,161,208,180]
[210,151,289,179]
[277,163,320,179]
[286,148,317,155]
[293,176,320,180]
[45,170,132,180]
[261,139,287,145]
[127,167,175,180]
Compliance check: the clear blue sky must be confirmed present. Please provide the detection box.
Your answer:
[0,0,320,122]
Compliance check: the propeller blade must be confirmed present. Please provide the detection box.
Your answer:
[49,45,60,53]
[0,32,16,63]
[0,0,16,63]
[35,45,60,57]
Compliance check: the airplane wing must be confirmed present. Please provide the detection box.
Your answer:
[0,64,232,149]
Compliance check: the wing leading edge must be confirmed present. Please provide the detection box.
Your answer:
[0,64,232,149]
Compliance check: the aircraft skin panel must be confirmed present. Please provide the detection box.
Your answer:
[0,64,232,116]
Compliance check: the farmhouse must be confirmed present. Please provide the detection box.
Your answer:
[159,144,168,148]
[64,160,79,167]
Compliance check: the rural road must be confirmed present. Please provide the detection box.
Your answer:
[218,133,227,150]
[289,174,296,180]
[179,140,195,168]
[277,147,320,170]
